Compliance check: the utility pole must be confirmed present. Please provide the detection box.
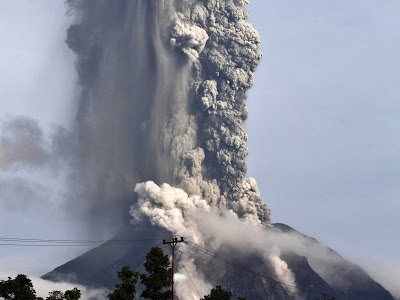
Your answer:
[163,237,184,300]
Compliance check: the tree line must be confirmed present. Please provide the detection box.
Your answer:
[0,247,245,300]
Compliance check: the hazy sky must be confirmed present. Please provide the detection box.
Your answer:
[0,0,399,296]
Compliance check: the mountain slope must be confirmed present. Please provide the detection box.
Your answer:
[42,223,394,299]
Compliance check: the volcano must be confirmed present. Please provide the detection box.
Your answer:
[42,223,394,300]
[38,1,396,299]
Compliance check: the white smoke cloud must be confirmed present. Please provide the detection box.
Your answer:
[131,181,211,244]
[31,278,108,300]
[131,181,297,299]
[175,257,212,300]
[266,246,297,295]
[170,12,209,61]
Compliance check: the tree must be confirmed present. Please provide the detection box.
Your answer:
[202,286,232,300]
[46,291,64,300]
[0,274,41,300]
[108,266,139,300]
[140,247,171,300]
[46,287,81,300]
[201,286,246,300]
[64,288,82,300]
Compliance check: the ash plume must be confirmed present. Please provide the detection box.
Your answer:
[65,0,271,231]
[131,181,297,299]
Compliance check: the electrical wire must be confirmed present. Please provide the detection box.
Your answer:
[184,241,331,299]
[179,248,307,299]
[0,236,163,247]
[0,234,335,299]
[177,256,201,299]
[0,237,162,243]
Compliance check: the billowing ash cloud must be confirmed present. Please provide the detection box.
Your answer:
[64,0,270,230]
[130,180,297,298]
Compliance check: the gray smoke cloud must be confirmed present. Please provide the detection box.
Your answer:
[63,0,271,233]
[0,116,71,215]
[0,116,49,170]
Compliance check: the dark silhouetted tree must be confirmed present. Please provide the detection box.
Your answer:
[201,286,245,300]
[64,287,81,300]
[46,291,64,300]
[201,286,232,300]
[46,287,81,300]
[0,274,41,300]
[140,247,171,300]
[108,266,139,300]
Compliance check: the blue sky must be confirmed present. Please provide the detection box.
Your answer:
[0,0,399,296]
[247,0,400,294]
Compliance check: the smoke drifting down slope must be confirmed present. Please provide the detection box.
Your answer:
[65,0,270,230]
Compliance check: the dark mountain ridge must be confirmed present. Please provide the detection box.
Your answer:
[42,222,394,300]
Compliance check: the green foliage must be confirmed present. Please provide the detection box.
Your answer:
[64,288,82,300]
[46,287,81,300]
[46,291,64,300]
[0,274,41,300]
[140,247,171,300]
[201,286,245,300]
[108,266,139,300]
[0,274,80,300]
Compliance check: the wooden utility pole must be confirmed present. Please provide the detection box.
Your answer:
[163,237,184,300]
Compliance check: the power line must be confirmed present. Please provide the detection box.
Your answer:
[0,236,163,247]
[177,256,201,299]
[184,241,331,299]
[180,248,308,299]
[181,248,328,300]
[0,236,162,243]
[0,234,335,299]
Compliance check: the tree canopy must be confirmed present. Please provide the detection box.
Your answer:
[201,285,246,300]
[140,247,171,300]
[0,274,81,300]
[0,274,41,300]
[64,288,81,300]
[46,291,64,300]
[108,266,139,300]
[202,286,232,300]
[46,287,81,300]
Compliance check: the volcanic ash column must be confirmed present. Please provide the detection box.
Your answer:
[66,0,271,226]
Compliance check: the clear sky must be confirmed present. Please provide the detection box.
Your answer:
[246,0,400,295]
[0,0,399,297]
